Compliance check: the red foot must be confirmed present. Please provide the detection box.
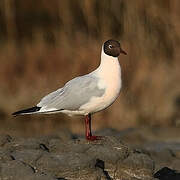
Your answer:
[86,135,103,141]
[85,114,103,141]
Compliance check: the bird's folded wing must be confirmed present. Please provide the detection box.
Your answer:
[37,75,105,111]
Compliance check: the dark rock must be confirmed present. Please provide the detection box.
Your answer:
[48,138,91,153]
[140,142,180,171]
[39,143,50,152]
[0,134,12,146]
[116,152,155,180]
[95,158,105,169]
[0,160,34,180]
[86,139,129,164]
[154,167,180,180]
[148,148,176,171]
[95,159,112,180]
[10,149,43,167]
[0,150,13,163]
[36,151,96,177]
[3,137,48,152]
[0,133,174,180]
[24,173,56,180]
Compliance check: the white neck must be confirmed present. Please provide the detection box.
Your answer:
[96,46,121,75]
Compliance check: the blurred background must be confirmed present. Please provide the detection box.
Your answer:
[0,0,180,137]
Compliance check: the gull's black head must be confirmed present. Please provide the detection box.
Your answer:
[103,39,127,57]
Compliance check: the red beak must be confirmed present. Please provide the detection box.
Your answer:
[120,48,127,55]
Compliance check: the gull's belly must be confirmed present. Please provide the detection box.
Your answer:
[80,77,121,115]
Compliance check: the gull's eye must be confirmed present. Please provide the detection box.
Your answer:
[109,44,113,49]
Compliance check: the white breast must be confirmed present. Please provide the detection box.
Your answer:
[79,49,122,115]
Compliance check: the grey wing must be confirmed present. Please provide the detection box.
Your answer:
[37,88,64,107]
[37,75,105,111]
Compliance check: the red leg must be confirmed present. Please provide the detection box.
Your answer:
[85,114,102,141]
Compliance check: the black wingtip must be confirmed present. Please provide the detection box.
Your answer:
[12,106,41,116]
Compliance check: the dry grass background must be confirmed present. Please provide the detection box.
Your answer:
[0,0,180,136]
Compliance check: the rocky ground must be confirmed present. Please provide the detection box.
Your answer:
[0,127,180,180]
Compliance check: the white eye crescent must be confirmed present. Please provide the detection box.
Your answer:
[109,44,113,49]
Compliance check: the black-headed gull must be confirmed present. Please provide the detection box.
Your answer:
[12,39,127,140]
